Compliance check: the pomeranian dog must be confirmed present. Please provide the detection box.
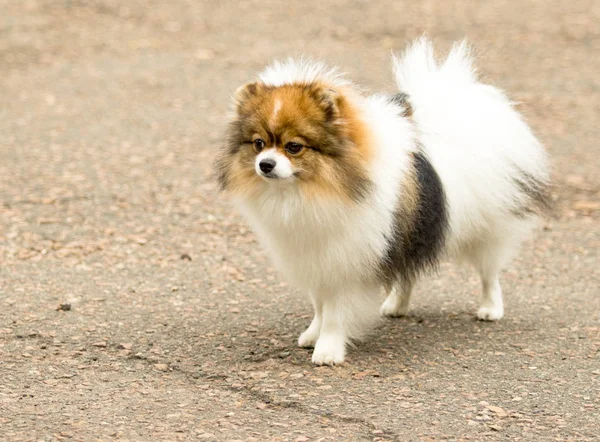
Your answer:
[217,38,550,365]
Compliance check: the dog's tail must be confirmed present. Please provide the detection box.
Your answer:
[392,37,553,218]
[392,37,477,103]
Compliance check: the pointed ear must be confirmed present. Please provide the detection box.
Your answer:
[311,87,342,121]
[234,82,262,104]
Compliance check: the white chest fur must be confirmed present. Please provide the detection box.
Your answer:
[236,191,387,290]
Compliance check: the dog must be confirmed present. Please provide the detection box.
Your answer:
[216,38,550,365]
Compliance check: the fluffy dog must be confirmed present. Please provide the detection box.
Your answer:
[217,38,550,365]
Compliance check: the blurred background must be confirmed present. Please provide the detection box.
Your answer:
[1,1,599,440]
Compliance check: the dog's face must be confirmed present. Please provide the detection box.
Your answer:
[217,82,373,202]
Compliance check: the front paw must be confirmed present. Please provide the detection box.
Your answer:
[298,317,321,348]
[311,334,346,365]
[298,328,319,348]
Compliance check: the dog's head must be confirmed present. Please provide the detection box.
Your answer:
[216,66,373,202]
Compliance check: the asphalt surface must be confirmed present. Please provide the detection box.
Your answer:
[1,1,599,440]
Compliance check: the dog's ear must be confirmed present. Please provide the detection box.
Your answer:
[234,82,262,104]
[233,82,265,117]
[308,86,342,121]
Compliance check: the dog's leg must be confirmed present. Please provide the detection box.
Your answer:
[298,292,322,348]
[477,272,504,321]
[311,285,380,365]
[311,292,346,365]
[380,280,413,317]
[473,247,505,321]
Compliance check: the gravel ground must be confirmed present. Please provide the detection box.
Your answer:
[1,1,599,440]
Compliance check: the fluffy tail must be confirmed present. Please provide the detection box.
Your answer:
[392,37,477,99]
[393,37,552,218]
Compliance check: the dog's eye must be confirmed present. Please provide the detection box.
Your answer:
[253,139,265,152]
[285,142,304,155]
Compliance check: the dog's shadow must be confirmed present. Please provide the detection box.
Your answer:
[229,306,533,369]
[349,308,534,368]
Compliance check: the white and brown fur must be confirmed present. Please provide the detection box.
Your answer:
[217,38,550,365]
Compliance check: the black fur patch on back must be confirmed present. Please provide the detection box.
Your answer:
[379,151,449,287]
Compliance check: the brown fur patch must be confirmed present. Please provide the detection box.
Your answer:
[397,160,421,230]
[218,81,375,203]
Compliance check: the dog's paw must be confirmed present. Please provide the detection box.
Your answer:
[298,328,319,348]
[311,335,345,365]
[477,306,504,321]
[379,296,409,317]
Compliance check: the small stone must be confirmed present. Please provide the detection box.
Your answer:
[133,236,148,245]
[486,405,508,417]
[56,303,71,311]
[154,363,169,371]
[353,370,380,379]
[91,341,107,348]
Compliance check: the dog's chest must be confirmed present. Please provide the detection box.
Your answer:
[238,194,390,289]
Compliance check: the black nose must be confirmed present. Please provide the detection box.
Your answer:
[259,159,276,174]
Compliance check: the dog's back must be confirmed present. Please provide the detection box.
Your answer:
[392,38,550,262]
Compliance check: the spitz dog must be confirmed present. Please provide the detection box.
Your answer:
[217,38,550,365]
